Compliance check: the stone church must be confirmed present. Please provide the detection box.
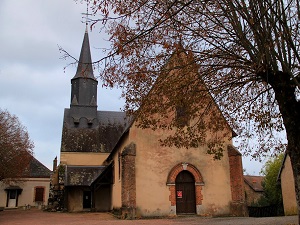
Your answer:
[50,26,246,218]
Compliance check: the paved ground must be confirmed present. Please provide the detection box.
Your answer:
[0,208,298,225]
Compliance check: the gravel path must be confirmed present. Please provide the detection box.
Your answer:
[0,208,297,225]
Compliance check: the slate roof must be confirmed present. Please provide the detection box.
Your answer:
[97,111,129,126]
[105,116,135,163]
[28,157,51,178]
[63,109,129,127]
[244,175,264,192]
[61,109,131,153]
[22,156,51,178]
[64,166,106,186]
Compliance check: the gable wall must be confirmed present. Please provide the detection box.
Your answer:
[108,49,243,217]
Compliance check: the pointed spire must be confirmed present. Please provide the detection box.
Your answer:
[73,27,95,80]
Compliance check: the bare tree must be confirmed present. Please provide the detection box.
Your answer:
[71,0,299,219]
[0,109,34,181]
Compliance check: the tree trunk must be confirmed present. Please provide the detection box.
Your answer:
[268,71,300,222]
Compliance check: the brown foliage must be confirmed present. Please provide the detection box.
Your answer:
[85,0,299,158]
[0,109,34,181]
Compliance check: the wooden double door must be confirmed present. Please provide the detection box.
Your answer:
[175,171,196,214]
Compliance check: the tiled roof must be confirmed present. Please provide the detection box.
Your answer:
[244,175,264,192]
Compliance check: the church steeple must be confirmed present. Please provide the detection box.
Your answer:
[73,25,96,80]
[69,26,98,127]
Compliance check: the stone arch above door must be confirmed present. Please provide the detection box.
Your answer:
[166,163,204,213]
[167,163,204,184]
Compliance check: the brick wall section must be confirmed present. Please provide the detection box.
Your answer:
[167,163,204,207]
[228,145,247,216]
[121,142,136,219]
[228,145,245,202]
[195,185,203,205]
[168,186,176,206]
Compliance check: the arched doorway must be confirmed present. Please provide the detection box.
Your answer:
[166,163,204,215]
[175,170,196,214]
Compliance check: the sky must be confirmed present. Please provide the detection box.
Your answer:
[0,0,265,174]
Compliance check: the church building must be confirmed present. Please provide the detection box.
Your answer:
[51,26,246,218]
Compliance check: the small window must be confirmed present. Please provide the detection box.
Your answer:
[34,187,44,202]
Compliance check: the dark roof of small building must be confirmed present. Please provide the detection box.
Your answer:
[244,175,264,192]
[28,157,51,178]
[2,153,50,179]
[64,166,106,186]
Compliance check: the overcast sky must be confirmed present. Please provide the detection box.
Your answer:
[0,0,264,174]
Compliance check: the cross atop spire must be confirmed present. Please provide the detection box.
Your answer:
[85,0,89,27]
[82,0,91,31]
